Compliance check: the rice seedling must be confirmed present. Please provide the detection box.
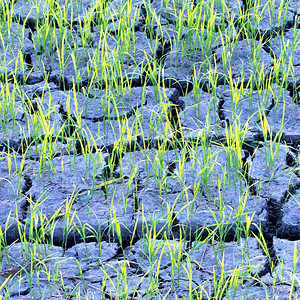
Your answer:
[0,0,299,298]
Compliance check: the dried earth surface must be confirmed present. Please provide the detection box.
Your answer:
[0,0,300,299]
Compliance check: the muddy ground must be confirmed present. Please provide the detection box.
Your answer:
[0,0,300,298]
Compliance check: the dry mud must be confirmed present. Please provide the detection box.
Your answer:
[1,0,300,298]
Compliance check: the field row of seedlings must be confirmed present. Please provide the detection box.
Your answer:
[0,0,300,298]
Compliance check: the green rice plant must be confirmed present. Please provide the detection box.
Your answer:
[258,111,283,171]
[208,179,235,247]
[0,83,12,136]
[288,243,299,300]
[60,186,77,249]
[0,275,13,298]
[232,190,249,233]
[198,137,219,198]
[109,197,123,247]
[253,228,276,266]
[0,211,13,262]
